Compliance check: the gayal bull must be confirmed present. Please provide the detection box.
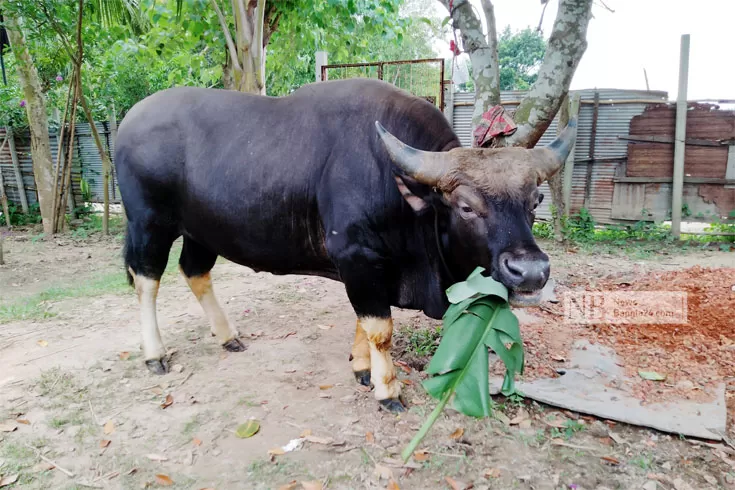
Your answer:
[115,78,577,412]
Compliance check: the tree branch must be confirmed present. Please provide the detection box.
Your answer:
[210,0,242,72]
[438,0,500,136]
[503,0,593,148]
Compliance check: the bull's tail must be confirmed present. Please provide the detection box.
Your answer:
[123,223,134,288]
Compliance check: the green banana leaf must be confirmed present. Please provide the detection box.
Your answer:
[401,266,525,461]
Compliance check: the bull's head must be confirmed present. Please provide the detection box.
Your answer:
[375,118,577,307]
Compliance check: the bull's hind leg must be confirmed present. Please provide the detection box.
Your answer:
[178,237,245,352]
[125,221,177,375]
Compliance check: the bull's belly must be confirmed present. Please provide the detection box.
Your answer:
[181,223,340,280]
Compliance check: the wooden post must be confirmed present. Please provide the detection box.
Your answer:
[7,127,28,214]
[563,94,581,216]
[0,133,14,227]
[315,51,328,82]
[0,233,4,265]
[78,95,110,235]
[671,34,690,239]
[0,165,11,228]
[548,95,570,242]
[108,104,125,226]
[583,91,599,209]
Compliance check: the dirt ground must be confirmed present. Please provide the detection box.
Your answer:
[1,229,735,490]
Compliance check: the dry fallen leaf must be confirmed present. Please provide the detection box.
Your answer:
[31,462,55,473]
[277,481,298,490]
[318,385,333,390]
[413,450,429,462]
[15,419,30,425]
[304,435,333,445]
[509,409,529,425]
[318,393,331,399]
[374,464,393,480]
[161,394,174,409]
[0,475,19,488]
[551,354,565,362]
[444,476,471,490]
[449,428,464,440]
[155,474,173,486]
[268,447,286,456]
[394,360,411,374]
[146,454,168,462]
[387,478,400,490]
[100,439,111,448]
[37,339,48,347]
[300,429,312,438]
[104,421,115,434]
[484,468,501,478]
[365,431,375,443]
[0,421,18,432]
[119,351,130,360]
[235,420,260,438]
[317,324,333,330]
[601,456,620,465]
[301,481,323,490]
[192,437,202,446]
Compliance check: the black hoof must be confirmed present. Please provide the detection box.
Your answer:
[354,370,371,387]
[379,397,406,413]
[145,358,169,375]
[223,338,247,352]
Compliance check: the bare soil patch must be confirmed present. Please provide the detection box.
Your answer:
[1,233,734,489]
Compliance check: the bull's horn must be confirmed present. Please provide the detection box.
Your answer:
[375,121,448,186]
[535,115,578,182]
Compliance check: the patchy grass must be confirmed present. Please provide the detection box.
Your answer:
[533,207,735,255]
[0,241,184,324]
[400,323,442,358]
[0,442,38,486]
[0,272,129,324]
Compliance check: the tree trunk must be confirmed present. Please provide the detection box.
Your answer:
[212,0,266,94]
[439,0,593,150]
[502,0,593,148]
[439,0,500,134]
[4,12,55,234]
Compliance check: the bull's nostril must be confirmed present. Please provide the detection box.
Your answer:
[504,257,524,279]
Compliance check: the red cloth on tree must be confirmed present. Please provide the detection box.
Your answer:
[472,105,517,148]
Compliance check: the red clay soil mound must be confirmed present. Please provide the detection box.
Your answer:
[510,266,735,408]
[587,266,735,403]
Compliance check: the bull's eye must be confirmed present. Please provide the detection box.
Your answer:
[457,202,476,220]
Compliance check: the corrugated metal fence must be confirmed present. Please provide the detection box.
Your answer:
[0,122,120,210]
[2,87,671,225]
[451,89,669,224]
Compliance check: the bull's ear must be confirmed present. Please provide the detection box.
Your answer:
[394,173,433,213]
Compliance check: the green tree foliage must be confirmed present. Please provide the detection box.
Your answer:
[497,26,546,91]
[266,0,441,95]
[0,0,442,123]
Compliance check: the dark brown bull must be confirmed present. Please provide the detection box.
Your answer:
[114,78,576,412]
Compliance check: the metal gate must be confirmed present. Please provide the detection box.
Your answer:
[320,58,445,111]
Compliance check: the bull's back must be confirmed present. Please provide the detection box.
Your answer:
[115,86,339,275]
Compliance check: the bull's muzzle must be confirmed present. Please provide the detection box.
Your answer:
[497,250,550,307]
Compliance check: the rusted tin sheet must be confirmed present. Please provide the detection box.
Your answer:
[627,144,728,178]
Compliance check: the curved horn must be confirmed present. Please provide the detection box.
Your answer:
[374,121,448,186]
[535,115,579,182]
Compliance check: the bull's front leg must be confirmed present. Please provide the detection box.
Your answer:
[328,241,405,412]
[350,319,372,386]
[358,316,404,412]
